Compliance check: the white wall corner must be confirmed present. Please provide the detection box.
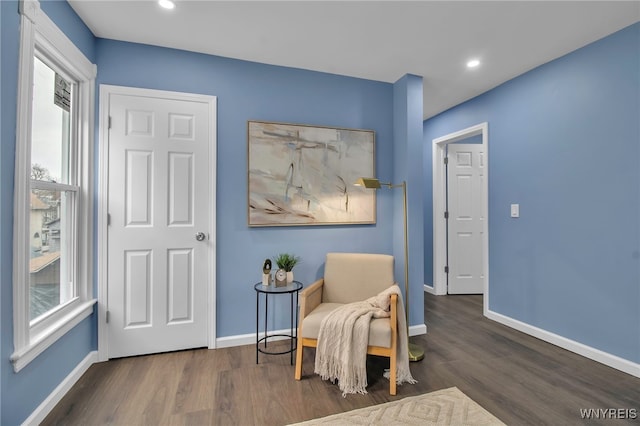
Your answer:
[424,284,436,295]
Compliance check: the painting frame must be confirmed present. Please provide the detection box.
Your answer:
[247,120,376,227]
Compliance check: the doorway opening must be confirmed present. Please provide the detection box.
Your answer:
[432,123,489,311]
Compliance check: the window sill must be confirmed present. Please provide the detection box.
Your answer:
[10,299,96,372]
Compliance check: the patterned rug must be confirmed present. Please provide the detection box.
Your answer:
[290,387,505,425]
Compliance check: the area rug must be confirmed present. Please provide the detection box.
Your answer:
[290,387,505,425]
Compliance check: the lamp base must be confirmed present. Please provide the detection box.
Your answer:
[408,342,424,362]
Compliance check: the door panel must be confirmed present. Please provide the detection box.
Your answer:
[168,152,194,226]
[124,249,152,327]
[108,92,211,358]
[167,248,193,323]
[125,150,153,226]
[447,144,484,294]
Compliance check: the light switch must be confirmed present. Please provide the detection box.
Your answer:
[510,204,520,218]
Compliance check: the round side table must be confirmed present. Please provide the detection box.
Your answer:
[254,280,303,364]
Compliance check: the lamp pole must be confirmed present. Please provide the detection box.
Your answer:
[393,181,424,362]
[355,178,424,362]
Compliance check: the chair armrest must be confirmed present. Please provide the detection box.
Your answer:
[299,278,324,319]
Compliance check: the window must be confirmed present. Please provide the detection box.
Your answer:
[11,0,96,372]
[30,57,76,321]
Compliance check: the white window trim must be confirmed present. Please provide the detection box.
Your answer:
[11,0,97,373]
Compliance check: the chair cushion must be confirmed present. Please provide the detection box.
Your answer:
[300,302,392,348]
[323,253,395,304]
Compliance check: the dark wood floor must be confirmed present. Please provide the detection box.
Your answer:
[43,293,640,425]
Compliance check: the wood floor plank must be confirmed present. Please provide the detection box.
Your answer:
[172,347,230,414]
[212,363,256,425]
[167,409,213,426]
[42,293,640,425]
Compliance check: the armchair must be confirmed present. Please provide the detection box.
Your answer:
[294,253,399,395]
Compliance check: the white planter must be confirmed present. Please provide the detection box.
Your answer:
[286,271,294,284]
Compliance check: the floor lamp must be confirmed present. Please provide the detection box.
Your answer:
[355,178,425,362]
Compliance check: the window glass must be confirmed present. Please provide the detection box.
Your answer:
[31,57,71,184]
[29,57,76,321]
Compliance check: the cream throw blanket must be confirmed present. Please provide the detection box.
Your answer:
[314,284,417,396]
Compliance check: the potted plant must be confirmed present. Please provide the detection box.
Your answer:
[274,253,301,284]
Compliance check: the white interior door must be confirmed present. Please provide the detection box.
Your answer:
[447,143,485,294]
[107,90,213,358]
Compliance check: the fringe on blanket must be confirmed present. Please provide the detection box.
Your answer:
[315,302,379,396]
[314,284,416,397]
[383,286,417,387]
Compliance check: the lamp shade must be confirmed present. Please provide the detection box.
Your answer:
[354,177,382,189]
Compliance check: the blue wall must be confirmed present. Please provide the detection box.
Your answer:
[1,1,97,424]
[423,23,640,364]
[2,1,424,422]
[95,39,425,336]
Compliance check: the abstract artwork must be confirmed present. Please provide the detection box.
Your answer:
[248,121,375,226]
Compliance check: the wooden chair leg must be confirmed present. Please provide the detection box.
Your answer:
[294,334,304,380]
[390,350,397,395]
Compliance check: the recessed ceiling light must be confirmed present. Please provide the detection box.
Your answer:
[467,59,480,69]
[158,0,175,10]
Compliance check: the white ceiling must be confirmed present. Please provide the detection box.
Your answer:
[69,1,639,119]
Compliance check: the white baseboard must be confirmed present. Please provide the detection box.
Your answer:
[424,284,436,295]
[217,323,429,349]
[216,329,292,348]
[22,350,98,426]
[409,324,427,336]
[486,309,640,379]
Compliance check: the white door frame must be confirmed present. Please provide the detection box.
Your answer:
[97,85,217,362]
[432,123,489,311]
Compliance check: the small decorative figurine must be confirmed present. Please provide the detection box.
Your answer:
[262,259,272,286]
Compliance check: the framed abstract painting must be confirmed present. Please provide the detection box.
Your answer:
[247,121,376,226]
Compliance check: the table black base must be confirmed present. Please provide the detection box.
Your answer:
[254,281,302,365]
[257,335,297,356]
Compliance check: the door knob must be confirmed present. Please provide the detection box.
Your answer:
[195,232,206,241]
